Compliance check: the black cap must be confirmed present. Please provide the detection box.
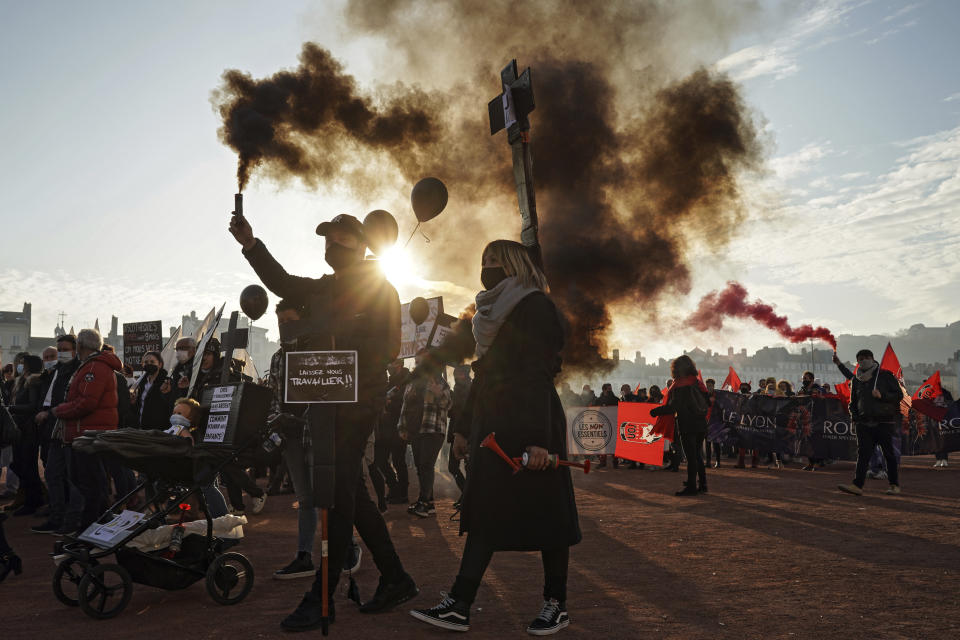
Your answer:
[316,214,365,242]
[204,337,222,355]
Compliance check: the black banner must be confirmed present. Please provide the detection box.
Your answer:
[707,391,858,461]
[905,401,960,455]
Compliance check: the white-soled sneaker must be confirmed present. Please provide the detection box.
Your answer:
[250,493,267,515]
[410,595,470,632]
[886,484,901,495]
[527,598,569,636]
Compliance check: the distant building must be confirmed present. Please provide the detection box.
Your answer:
[0,302,31,363]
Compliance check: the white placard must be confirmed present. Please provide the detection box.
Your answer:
[566,406,618,455]
[80,510,147,548]
[212,386,234,402]
[204,413,229,443]
[210,400,232,413]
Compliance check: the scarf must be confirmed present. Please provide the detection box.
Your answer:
[472,276,539,358]
[652,375,708,441]
[856,360,878,384]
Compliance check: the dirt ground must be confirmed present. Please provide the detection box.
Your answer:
[2,455,958,640]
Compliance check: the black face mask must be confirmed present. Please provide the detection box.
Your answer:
[481,266,507,290]
[325,242,358,271]
[143,364,159,376]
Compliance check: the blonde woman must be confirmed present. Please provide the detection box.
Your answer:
[411,240,581,636]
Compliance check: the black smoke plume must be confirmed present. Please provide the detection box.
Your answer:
[214,1,764,373]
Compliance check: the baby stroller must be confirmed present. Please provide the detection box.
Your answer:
[51,428,256,619]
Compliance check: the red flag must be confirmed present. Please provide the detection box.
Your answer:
[879,342,903,382]
[720,366,742,391]
[697,369,705,385]
[835,380,851,407]
[615,402,668,465]
[912,371,947,421]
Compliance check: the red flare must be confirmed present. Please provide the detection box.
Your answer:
[689,281,837,350]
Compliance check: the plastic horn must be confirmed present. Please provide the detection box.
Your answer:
[480,432,523,473]
[517,452,591,474]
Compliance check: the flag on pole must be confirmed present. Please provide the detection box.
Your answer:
[720,366,742,391]
[879,342,903,382]
[912,371,947,421]
[835,380,851,408]
[188,303,226,398]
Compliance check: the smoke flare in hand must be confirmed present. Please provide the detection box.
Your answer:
[213,1,768,372]
[689,282,837,350]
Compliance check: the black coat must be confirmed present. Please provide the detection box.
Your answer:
[133,369,172,429]
[454,291,581,551]
[650,385,709,436]
[851,368,903,422]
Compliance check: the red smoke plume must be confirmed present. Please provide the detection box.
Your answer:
[688,282,837,350]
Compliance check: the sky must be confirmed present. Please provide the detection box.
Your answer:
[0,0,958,361]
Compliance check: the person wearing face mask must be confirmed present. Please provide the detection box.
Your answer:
[165,397,230,517]
[161,337,197,401]
[31,335,84,534]
[51,328,124,531]
[837,349,904,497]
[5,354,46,516]
[412,240,580,636]
[132,351,172,429]
[230,211,417,629]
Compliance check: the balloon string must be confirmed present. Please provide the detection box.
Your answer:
[420,227,431,243]
[404,222,421,248]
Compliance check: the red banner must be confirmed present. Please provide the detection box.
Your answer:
[614,402,668,465]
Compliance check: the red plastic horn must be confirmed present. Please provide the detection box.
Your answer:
[515,453,591,474]
[480,432,522,473]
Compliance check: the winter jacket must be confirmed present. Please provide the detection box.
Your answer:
[244,238,400,423]
[850,368,903,422]
[53,350,123,442]
[650,384,710,436]
[454,291,581,551]
[132,369,173,429]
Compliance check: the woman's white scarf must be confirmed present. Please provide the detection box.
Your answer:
[472,276,539,358]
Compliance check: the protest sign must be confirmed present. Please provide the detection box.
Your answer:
[285,350,358,403]
[614,402,667,465]
[566,406,617,455]
[399,296,442,358]
[122,320,162,370]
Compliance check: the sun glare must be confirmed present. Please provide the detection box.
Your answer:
[378,247,419,286]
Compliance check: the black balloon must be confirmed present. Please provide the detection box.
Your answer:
[240,284,269,321]
[409,296,430,325]
[363,209,399,256]
[411,177,448,223]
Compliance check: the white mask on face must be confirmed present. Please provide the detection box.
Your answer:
[176,349,191,364]
[58,351,75,363]
[43,360,57,371]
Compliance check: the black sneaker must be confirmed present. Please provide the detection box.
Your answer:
[411,502,432,518]
[31,520,61,534]
[527,599,569,636]
[426,502,436,515]
[359,573,419,613]
[280,591,334,631]
[410,595,470,631]
[274,552,314,580]
[342,539,362,573]
[407,500,421,514]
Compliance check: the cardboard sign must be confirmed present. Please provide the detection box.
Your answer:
[285,351,358,404]
[399,297,442,358]
[566,406,618,455]
[122,321,162,370]
[79,509,146,549]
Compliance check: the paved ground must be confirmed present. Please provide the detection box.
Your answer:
[1,456,958,639]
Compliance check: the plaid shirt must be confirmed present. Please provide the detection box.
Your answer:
[268,348,284,415]
[399,375,451,436]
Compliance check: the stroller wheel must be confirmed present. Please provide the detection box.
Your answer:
[53,558,87,607]
[78,563,132,619]
[206,552,254,605]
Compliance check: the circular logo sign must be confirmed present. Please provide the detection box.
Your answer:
[572,409,613,452]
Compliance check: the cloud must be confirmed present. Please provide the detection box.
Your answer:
[717,0,862,82]
[944,92,960,103]
[729,125,960,326]
[768,142,832,180]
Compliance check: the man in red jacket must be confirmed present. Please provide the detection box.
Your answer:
[52,328,122,531]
